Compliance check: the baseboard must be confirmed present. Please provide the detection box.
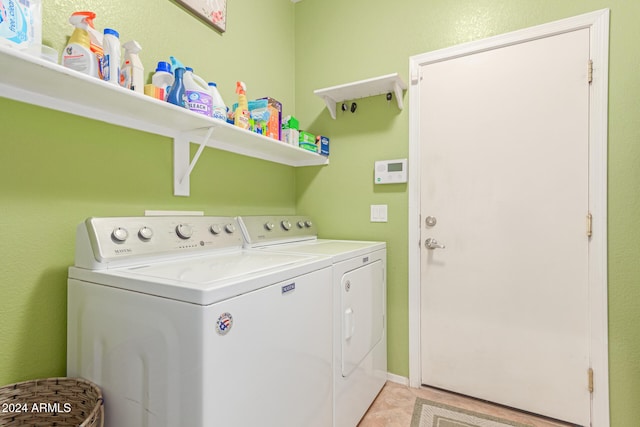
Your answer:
[387,372,409,386]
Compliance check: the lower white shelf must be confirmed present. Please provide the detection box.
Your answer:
[0,44,328,197]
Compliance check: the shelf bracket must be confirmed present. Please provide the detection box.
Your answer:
[173,126,215,197]
[392,81,404,111]
[321,95,338,120]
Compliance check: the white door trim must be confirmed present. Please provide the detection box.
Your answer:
[407,9,609,426]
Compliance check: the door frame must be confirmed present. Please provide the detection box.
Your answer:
[407,9,610,426]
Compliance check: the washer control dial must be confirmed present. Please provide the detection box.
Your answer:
[297,221,305,228]
[138,226,153,241]
[281,220,292,231]
[210,224,222,235]
[264,222,275,231]
[304,220,313,228]
[176,224,193,239]
[225,223,236,233]
[112,227,129,242]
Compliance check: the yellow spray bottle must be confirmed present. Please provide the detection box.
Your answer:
[234,81,250,129]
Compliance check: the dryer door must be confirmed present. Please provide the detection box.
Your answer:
[341,260,384,377]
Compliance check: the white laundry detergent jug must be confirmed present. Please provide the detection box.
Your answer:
[184,67,213,117]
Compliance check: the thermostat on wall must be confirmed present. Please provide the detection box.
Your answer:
[375,159,408,184]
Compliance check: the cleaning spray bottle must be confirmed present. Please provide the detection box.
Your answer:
[234,81,250,129]
[62,13,97,77]
[72,12,104,79]
[120,40,144,93]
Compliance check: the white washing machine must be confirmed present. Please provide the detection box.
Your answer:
[238,215,387,427]
[67,216,333,427]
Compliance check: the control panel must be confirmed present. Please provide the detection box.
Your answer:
[238,216,317,246]
[81,216,243,264]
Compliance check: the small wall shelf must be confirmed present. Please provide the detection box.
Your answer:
[0,44,328,197]
[314,73,407,119]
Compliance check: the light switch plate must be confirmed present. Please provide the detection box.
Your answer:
[370,204,388,222]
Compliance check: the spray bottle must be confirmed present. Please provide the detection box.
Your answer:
[120,40,144,93]
[71,12,104,79]
[62,13,97,77]
[234,81,250,129]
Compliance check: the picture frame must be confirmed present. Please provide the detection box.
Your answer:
[176,0,228,33]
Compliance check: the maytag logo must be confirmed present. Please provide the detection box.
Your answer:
[115,248,132,254]
[282,283,295,294]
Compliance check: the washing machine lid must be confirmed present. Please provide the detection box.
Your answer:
[254,239,385,263]
[69,249,331,305]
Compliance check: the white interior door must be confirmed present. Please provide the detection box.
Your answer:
[419,28,591,425]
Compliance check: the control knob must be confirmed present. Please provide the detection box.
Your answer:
[112,227,129,242]
[281,220,292,231]
[264,222,275,231]
[304,220,313,228]
[297,221,305,228]
[210,224,222,235]
[176,224,193,239]
[225,223,236,233]
[138,226,153,241]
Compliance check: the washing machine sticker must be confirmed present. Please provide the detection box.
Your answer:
[216,312,233,335]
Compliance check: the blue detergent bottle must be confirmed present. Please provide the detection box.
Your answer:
[167,67,187,108]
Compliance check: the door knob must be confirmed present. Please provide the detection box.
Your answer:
[425,238,445,250]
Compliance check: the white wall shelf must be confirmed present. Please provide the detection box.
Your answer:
[314,73,407,119]
[0,44,328,197]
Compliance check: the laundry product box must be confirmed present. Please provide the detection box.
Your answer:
[316,135,329,156]
[299,131,317,152]
[282,128,299,146]
[258,97,282,141]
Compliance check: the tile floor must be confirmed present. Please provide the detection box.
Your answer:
[358,381,576,427]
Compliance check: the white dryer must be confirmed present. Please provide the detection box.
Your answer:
[67,216,333,427]
[239,215,387,427]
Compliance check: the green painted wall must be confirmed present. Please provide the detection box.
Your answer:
[294,1,640,425]
[3,0,640,425]
[1,0,297,385]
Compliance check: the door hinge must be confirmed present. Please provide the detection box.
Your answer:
[588,59,593,84]
[588,367,594,393]
[587,212,593,238]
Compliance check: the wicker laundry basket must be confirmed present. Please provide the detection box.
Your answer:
[0,377,103,427]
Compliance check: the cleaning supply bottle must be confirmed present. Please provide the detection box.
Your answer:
[167,67,187,108]
[71,12,104,79]
[234,81,250,129]
[152,61,174,101]
[120,40,143,93]
[183,67,213,116]
[102,28,120,85]
[62,13,97,77]
[208,82,227,121]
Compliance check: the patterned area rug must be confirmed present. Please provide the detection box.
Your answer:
[411,398,534,427]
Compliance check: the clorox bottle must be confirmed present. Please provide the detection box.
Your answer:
[183,67,213,116]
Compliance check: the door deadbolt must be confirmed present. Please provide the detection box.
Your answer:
[425,216,437,227]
